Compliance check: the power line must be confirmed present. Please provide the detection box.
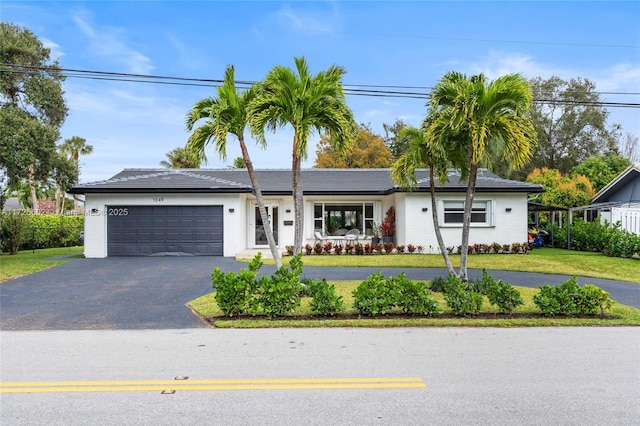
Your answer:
[2,63,640,108]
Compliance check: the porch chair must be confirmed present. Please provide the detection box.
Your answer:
[344,229,359,242]
[314,231,328,245]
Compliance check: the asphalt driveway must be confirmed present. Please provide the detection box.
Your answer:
[1,256,638,330]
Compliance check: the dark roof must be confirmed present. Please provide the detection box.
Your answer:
[71,168,544,195]
[592,163,640,204]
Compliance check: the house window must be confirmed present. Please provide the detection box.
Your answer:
[443,201,492,225]
[314,203,374,236]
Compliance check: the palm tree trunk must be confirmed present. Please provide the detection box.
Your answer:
[430,167,456,276]
[292,152,304,255]
[459,162,479,282]
[73,153,79,211]
[28,164,38,214]
[239,138,282,269]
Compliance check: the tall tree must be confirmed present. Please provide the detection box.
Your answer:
[314,124,394,168]
[250,57,358,254]
[570,154,630,192]
[524,76,620,176]
[390,123,456,275]
[383,118,410,158]
[426,72,536,281]
[60,136,93,209]
[50,151,77,214]
[159,146,203,169]
[0,23,68,210]
[620,132,639,164]
[186,65,282,268]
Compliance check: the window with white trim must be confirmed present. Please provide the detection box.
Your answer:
[313,203,375,236]
[442,200,493,226]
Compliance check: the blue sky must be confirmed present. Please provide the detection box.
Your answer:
[3,1,639,183]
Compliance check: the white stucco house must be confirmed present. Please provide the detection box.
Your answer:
[70,168,543,258]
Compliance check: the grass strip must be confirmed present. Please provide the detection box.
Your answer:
[0,247,83,283]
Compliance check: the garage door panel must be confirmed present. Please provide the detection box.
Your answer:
[107,205,223,256]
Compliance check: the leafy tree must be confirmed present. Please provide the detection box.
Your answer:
[524,76,620,176]
[231,156,246,169]
[0,23,68,210]
[186,65,282,268]
[314,124,394,168]
[159,146,203,169]
[250,57,358,255]
[426,72,535,281]
[527,168,595,208]
[383,118,410,158]
[570,154,630,192]
[390,123,456,276]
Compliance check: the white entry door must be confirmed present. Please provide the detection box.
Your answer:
[252,204,279,247]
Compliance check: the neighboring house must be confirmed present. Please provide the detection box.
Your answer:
[2,197,24,211]
[70,168,543,258]
[592,163,640,235]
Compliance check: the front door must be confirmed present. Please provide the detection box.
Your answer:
[253,204,278,247]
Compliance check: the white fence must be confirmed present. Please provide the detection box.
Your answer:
[611,207,640,235]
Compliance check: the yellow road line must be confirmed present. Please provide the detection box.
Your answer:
[0,377,426,393]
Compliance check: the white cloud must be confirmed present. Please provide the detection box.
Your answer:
[165,32,205,70]
[276,4,341,33]
[41,37,64,60]
[72,14,154,74]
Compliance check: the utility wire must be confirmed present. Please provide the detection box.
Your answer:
[2,63,640,108]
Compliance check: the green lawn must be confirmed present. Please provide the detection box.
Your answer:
[189,281,640,328]
[0,247,84,283]
[273,248,640,284]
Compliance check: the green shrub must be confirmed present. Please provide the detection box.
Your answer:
[212,253,262,317]
[443,275,483,316]
[18,215,84,250]
[395,274,441,316]
[480,270,524,314]
[308,278,344,316]
[575,284,614,315]
[352,271,398,316]
[429,276,448,293]
[257,254,303,318]
[533,277,615,316]
[0,211,28,254]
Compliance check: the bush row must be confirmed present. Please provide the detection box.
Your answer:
[212,255,615,318]
[295,241,531,255]
[0,211,84,254]
[545,220,640,258]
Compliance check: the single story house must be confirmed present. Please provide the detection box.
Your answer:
[591,162,640,235]
[70,168,543,258]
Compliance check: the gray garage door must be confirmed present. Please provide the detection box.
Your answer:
[107,206,223,256]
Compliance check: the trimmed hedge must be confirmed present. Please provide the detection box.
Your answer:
[546,220,640,258]
[1,212,84,253]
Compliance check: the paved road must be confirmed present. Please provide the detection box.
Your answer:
[1,327,638,425]
[1,256,638,330]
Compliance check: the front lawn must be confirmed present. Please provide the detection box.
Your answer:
[0,247,84,283]
[272,248,640,284]
[189,280,640,328]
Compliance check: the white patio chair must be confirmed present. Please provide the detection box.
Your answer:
[344,229,359,242]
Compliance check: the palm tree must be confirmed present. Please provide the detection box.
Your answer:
[390,123,456,276]
[160,146,203,169]
[250,57,358,254]
[60,136,93,210]
[426,71,536,281]
[186,65,282,268]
